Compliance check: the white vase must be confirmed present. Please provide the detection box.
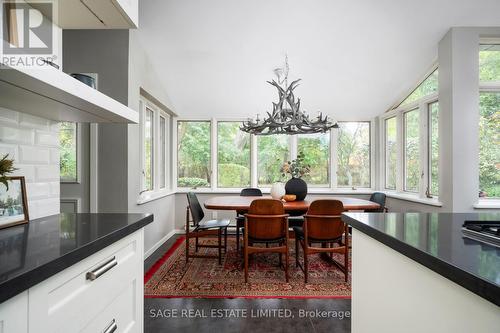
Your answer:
[270,182,286,200]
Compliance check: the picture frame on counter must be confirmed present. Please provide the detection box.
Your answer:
[0,176,29,229]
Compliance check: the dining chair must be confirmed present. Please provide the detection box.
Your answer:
[185,192,230,265]
[294,199,348,283]
[235,188,263,253]
[243,199,290,283]
[366,192,387,212]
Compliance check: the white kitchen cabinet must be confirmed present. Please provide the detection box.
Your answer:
[0,229,144,333]
[33,0,139,29]
[0,292,28,333]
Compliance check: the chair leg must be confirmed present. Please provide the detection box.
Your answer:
[285,247,289,283]
[224,227,228,253]
[195,236,199,252]
[304,250,309,283]
[218,228,222,265]
[244,241,249,283]
[185,234,189,264]
[236,227,240,254]
[295,239,299,267]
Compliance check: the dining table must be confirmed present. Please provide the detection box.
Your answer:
[203,195,380,212]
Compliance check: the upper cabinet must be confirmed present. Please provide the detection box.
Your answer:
[33,0,139,29]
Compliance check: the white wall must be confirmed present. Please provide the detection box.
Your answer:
[127,30,177,256]
[0,109,60,219]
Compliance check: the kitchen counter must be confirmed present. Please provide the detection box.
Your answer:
[0,213,153,304]
[342,212,500,333]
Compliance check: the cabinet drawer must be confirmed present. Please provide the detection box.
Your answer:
[29,230,143,333]
[81,279,140,333]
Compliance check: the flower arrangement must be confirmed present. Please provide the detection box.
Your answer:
[280,152,311,179]
[0,154,17,190]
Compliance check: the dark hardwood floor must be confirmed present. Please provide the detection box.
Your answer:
[144,234,351,333]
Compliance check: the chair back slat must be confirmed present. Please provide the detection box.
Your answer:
[246,199,287,240]
[240,188,263,197]
[369,192,386,212]
[304,200,345,240]
[187,192,205,226]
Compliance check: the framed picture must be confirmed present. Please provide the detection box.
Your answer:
[0,176,29,229]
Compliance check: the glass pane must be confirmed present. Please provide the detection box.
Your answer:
[404,110,420,192]
[479,92,500,198]
[385,117,397,189]
[479,44,500,82]
[177,121,211,188]
[144,108,154,191]
[400,69,438,107]
[60,122,77,182]
[257,135,289,186]
[337,122,370,188]
[429,102,439,196]
[159,116,166,189]
[297,132,330,186]
[217,122,250,188]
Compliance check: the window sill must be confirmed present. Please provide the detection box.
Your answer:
[473,200,500,209]
[384,192,443,207]
[175,188,375,195]
[137,189,176,205]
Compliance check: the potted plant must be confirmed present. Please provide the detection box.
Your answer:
[280,152,310,201]
[0,154,17,190]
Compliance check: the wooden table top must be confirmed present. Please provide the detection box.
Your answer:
[204,196,380,211]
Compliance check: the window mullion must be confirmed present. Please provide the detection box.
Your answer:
[396,112,403,192]
[251,134,257,187]
[419,103,429,198]
[331,128,338,188]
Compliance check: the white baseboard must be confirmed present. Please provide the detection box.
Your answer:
[144,229,184,259]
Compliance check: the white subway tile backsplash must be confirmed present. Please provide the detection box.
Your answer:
[0,108,19,123]
[19,113,50,130]
[36,165,59,181]
[0,125,34,144]
[0,109,60,219]
[20,146,50,164]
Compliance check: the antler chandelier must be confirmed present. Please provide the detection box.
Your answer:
[240,56,338,135]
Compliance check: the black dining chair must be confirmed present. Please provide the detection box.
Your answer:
[185,192,230,265]
[366,192,387,212]
[235,188,262,253]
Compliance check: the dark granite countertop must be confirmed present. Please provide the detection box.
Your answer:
[342,212,500,307]
[0,213,153,304]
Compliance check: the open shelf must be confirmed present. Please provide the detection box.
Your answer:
[0,65,138,123]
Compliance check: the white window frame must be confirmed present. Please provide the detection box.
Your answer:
[138,96,172,203]
[60,122,81,184]
[477,41,500,203]
[174,118,375,192]
[380,92,439,200]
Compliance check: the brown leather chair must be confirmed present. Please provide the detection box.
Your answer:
[235,188,263,253]
[185,192,230,265]
[243,199,289,283]
[293,199,348,283]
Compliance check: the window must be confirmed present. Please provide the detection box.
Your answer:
[257,135,290,186]
[297,132,330,186]
[60,122,77,182]
[385,117,397,190]
[479,44,500,199]
[159,115,167,189]
[177,121,211,188]
[139,96,171,197]
[404,110,420,192]
[478,92,500,198]
[337,122,370,188]
[143,107,154,191]
[399,69,438,107]
[217,122,251,188]
[428,102,439,196]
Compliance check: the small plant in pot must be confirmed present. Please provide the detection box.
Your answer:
[0,154,17,190]
[280,152,310,201]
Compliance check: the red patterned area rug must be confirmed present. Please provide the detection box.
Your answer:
[144,237,351,299]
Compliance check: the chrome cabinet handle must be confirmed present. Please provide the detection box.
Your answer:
[103,319,117,333]
[86,256,117,281]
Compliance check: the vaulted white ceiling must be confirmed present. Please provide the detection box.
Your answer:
[137,0,500,120]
